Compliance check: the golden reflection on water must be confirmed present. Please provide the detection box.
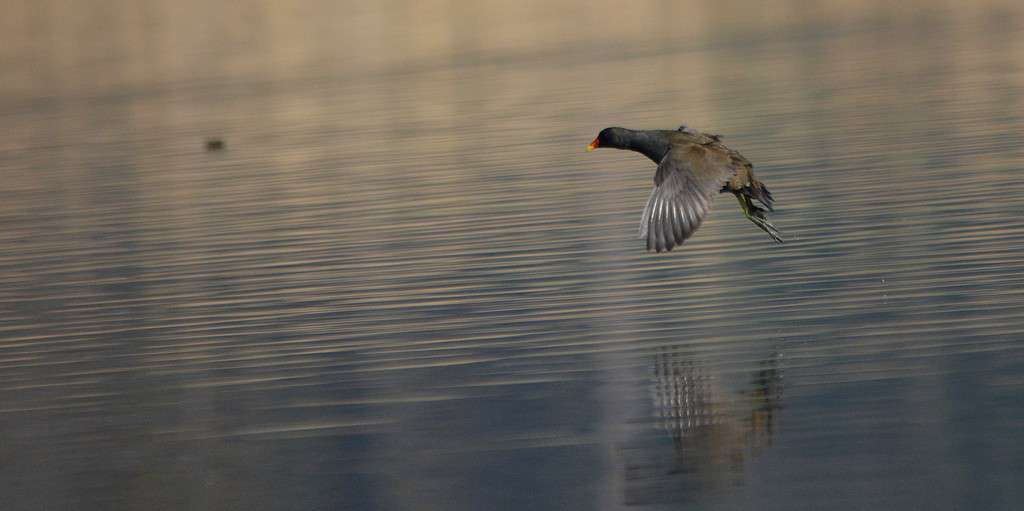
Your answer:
[2,1,1024,509]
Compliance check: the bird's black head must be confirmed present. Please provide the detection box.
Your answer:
[586,127,670,163]
[586,127,630,152]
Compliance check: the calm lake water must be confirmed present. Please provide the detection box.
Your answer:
[2,1,1023,509]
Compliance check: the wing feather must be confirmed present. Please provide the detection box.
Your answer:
[638,145,733,252]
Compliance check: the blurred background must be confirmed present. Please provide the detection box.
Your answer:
[2,1,1023,509]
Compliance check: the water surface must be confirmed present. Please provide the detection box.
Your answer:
[2,1,1023,509]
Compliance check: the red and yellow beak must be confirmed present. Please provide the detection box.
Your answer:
[586,137,600,152]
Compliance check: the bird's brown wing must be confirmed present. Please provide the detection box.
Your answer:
[640,144,734,252]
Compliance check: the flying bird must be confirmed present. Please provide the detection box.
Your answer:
[587,125,782,252]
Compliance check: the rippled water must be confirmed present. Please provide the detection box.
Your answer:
[3,1,1024,509]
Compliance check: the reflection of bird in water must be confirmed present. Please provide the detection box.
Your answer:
[585,125,783,251]
[625,348,783,504]
[652,350,782,473]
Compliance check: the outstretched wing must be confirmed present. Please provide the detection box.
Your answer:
[639,145,734,252]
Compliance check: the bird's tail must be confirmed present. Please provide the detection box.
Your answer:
[736,193,783,243]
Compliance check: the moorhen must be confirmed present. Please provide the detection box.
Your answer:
[587,125,782,252]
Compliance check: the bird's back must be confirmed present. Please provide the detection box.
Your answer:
[660,127,755,187]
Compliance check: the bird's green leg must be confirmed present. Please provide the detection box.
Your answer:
[736,192,753,217]
[736,193,784,243]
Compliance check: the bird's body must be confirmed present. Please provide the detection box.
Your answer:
[587,126,782,252]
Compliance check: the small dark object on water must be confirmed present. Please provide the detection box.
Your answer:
[205,138,225,151]
[587,125,782,252]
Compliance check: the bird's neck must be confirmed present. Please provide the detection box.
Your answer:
[614,129,670,163]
